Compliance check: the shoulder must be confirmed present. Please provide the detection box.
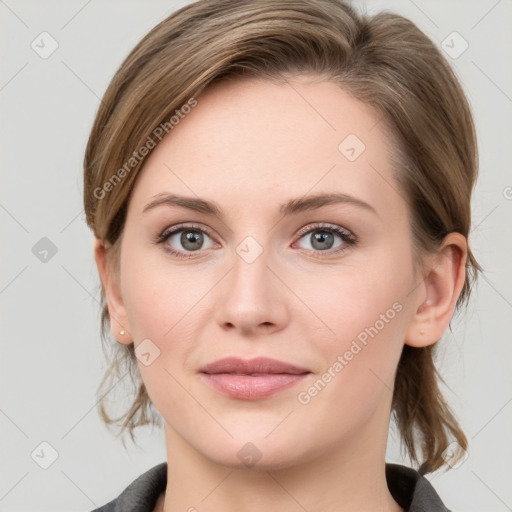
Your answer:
[386,463,451,512]
[90,462,167,512]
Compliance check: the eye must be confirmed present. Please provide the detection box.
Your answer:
[155,223,215,259]
[293,223,357,256]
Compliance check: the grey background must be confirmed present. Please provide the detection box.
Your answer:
[1,0,511,510]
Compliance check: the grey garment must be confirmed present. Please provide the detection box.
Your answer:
[91,462,450,512]
[386,464,451,512]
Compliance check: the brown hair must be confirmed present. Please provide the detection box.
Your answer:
[84,0,480,473]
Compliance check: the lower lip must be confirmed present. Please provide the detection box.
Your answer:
[201,373,309,400]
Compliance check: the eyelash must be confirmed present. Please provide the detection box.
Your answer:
[153,222,358,260]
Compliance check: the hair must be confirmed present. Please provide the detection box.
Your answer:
[83,0,480,473]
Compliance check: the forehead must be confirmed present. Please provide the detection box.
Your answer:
[128,77,403,220]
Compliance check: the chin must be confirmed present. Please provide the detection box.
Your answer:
[197,434,311,472]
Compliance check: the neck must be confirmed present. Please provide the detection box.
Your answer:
[160,422,402,512]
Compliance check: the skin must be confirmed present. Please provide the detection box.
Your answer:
[94,76,467,512]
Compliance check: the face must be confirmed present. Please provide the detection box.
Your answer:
[108,77,424,469]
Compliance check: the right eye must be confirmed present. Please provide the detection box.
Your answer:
[155,223,217,259]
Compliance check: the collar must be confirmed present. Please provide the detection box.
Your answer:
[93,462,450,512]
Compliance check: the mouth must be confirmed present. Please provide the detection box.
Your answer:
[199,357,311,400]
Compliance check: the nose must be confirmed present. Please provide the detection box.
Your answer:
[214,238,289,336]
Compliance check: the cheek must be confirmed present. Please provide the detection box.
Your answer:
[120,244,211,384]
[120,240,194,338]
[306,255,411,345]
[294,271,408,441]
[119,251,200,412]
[300,250,412,396]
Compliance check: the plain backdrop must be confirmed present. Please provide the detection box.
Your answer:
[1,0,511,511]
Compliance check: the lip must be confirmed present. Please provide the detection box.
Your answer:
[199,357,311,400]
[200,356,309,375]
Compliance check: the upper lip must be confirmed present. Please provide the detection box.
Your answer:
[200,357,310,375]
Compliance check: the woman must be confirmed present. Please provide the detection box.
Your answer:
[84,0,479,510]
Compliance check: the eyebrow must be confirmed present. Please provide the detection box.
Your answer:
[143,192,378,218]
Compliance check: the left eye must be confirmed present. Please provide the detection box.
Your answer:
[294,225,354,252]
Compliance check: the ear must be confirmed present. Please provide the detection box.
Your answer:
[93,237,132,345]
[405,233,467,348]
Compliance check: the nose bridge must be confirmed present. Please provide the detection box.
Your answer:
[230,233,273,302]
[216,232,286,332]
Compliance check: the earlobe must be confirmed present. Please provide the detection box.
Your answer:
[93,238,132,344]
[405,233,467,348]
